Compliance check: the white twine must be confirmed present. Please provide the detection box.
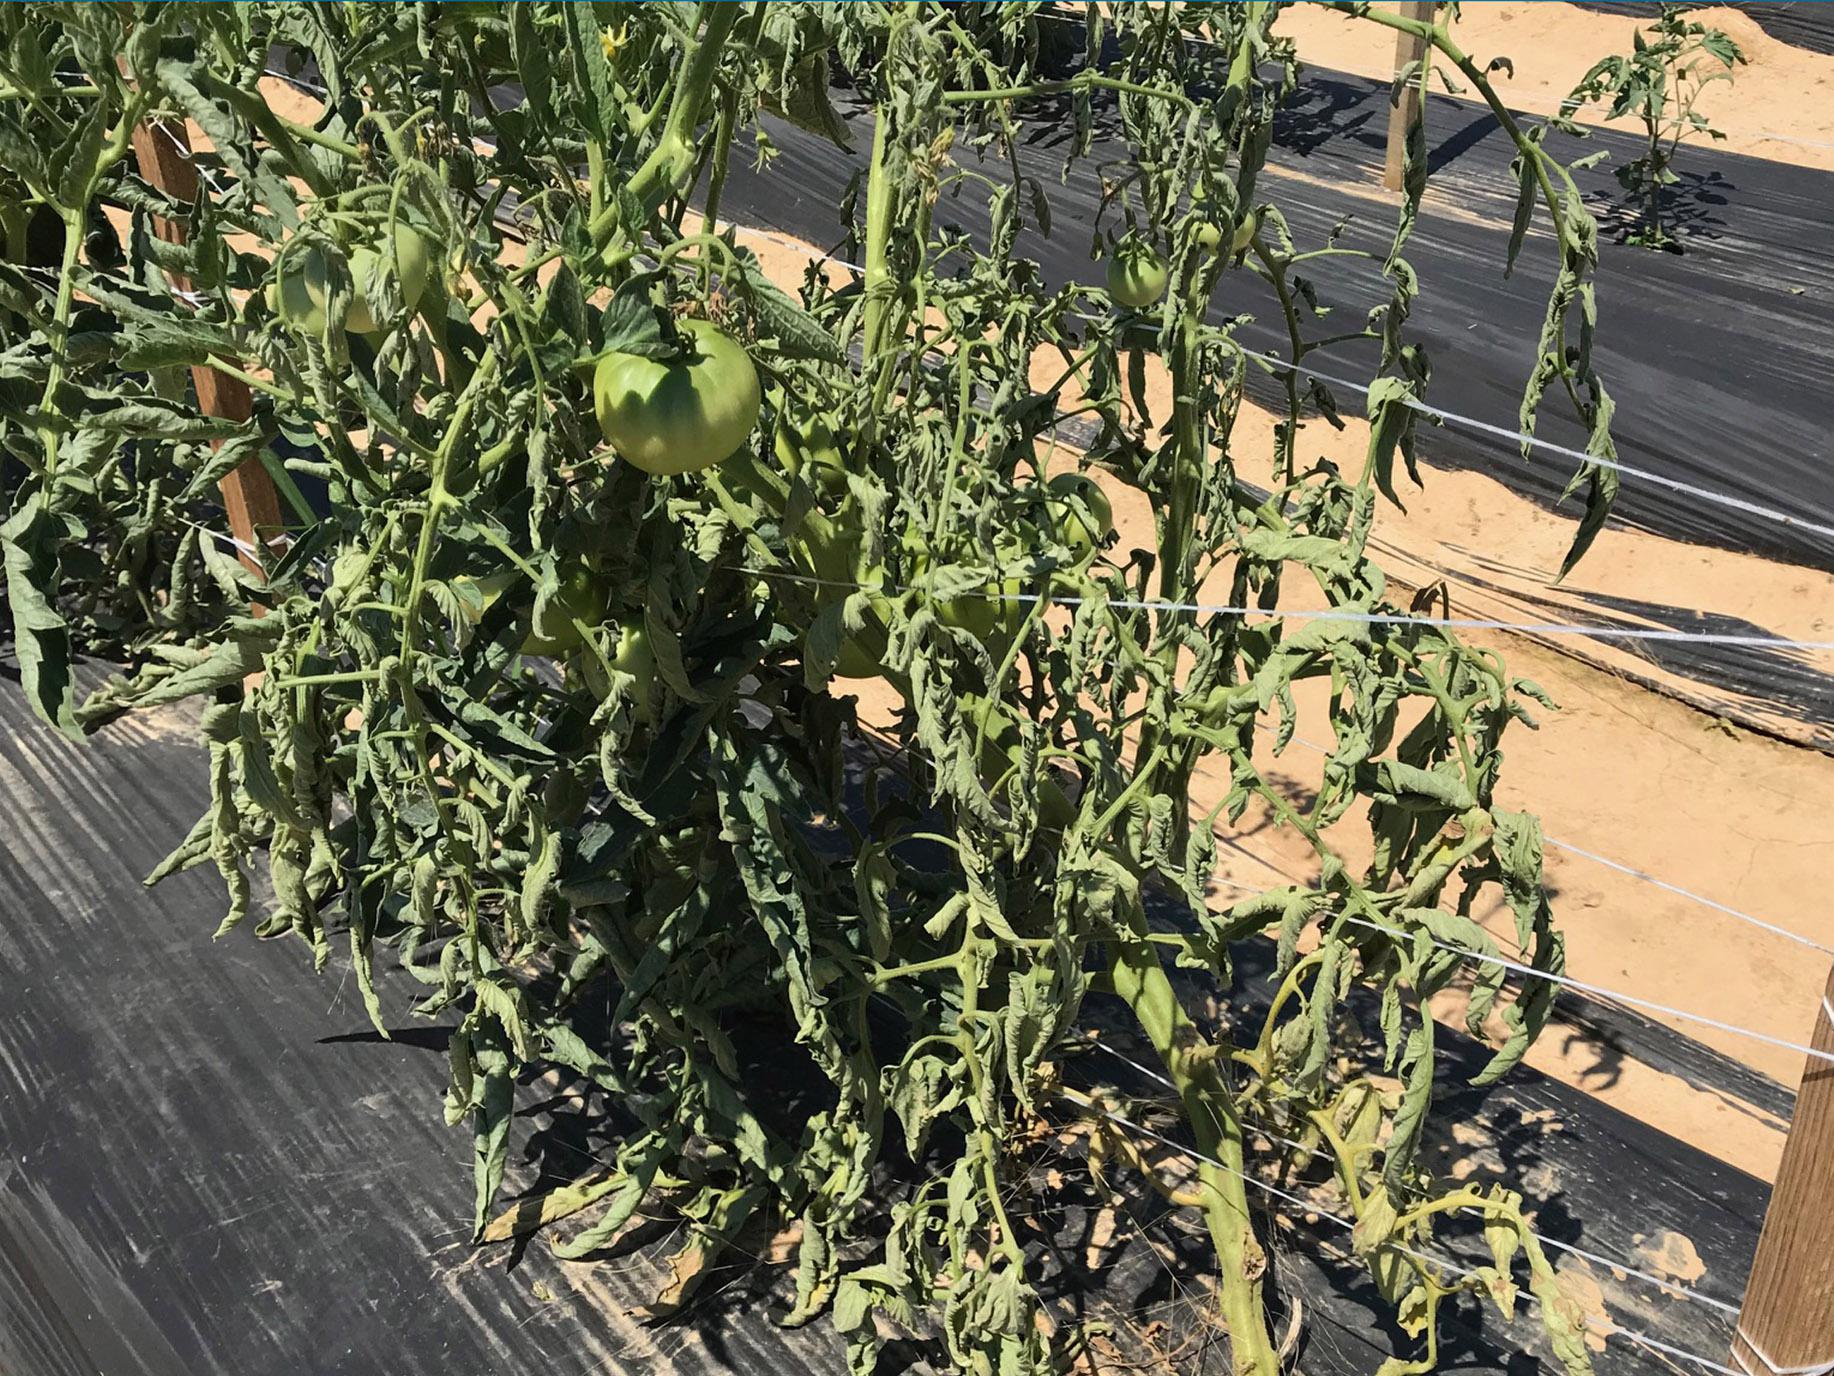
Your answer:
[1239,348,1834,544]
[1269,726,1834,960]
[754,566,1834,652]
[1341,913,1834,1068]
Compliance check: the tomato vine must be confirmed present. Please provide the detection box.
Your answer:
[0,5,1624,1373]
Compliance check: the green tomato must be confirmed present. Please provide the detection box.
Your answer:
[1194,221,1224,252]
[573,622,657,719]
[607,622,657,721]
[1231,212,1259,255]
[938,574,1026,646]
[594,318,761,476]
[830,585,895,679]
[269,241,333,334]
[337,226,433,335]
[1106,240,1168,309]
[452,567,518,623]
[789,510,892,679]
[832,633,884,680]
[523,567,608,657]
[789,499,866,596]
[901,531,1025,647]
[773,395,850,497]
[1047,471,1114,563]
[271,226,430,336]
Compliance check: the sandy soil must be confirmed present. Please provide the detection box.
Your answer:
[1277,2,1834,173]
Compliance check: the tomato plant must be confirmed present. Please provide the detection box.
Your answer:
[1559,2,1746,249]
[2,4,1631,1374]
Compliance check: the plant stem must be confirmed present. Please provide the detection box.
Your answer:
[860,9,916,432]
[38,88,150,476]
[942,71,1194,111]
[588,2,741,251]
[1108,911,1279,1376]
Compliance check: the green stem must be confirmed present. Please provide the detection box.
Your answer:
[397,349,503,663]
[1107,910,1279,1376]
[33,206,84,475]
[859,41,904,427]
[0,83,100,100]
[37,88,152,474]
[273,669,385,689]
[589,3,742,251]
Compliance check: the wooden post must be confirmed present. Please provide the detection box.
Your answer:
[1730,965,1834,1376]
[1382,2,1436,194]
[129,116,284,577]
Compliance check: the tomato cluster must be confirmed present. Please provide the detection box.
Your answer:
[269,224,432,337]
[455,315,1115,698]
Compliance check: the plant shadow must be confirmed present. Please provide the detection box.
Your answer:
[1588,168,1736,249]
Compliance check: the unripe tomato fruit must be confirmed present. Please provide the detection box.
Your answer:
[594,319,761,476]
[826,587,893,679]
[1231,212,1258,255]
[901,530,1027,648]
[337,226,432,335]
[577,624,658,721]
[523,567,608,657]
[1106,240,1168,309]
[773,396,849,497]
[268,241,332,334]
[452,568,517,624]
[833,634,885,680]
[268,226,430,336]
[939,575,1026,645]
[1047,471,1114,562]
[613,624,657,719]
[1194,221,1224,252]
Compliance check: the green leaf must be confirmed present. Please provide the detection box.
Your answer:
[473,977,535,1062]
[1555,383,1620,581]
[561,2,618,150]
[595,271,670,359]
[1362,375,1418,511]
[1504,141,1538,279]
[731,245,846,364]
[469,1053,515,1240]
[550,1130,673,1259]
[1,493,80,736]
[509,2,551,124]
[54,100,108,213]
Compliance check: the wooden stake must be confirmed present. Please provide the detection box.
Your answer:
[129,116,284,578]
[1382,2,1436,194]
[1730,964,1834,1376]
